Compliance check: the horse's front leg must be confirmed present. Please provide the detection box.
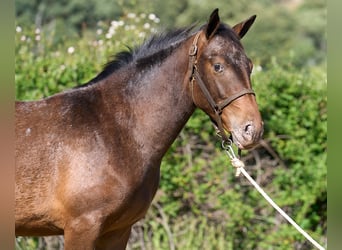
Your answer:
[95,227,132,250]
[63,214,103,250]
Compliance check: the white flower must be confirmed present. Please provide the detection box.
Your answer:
[148,13,157,21]
[138,32,146,38]
[148,13,160,23]
[111,20,120,29]
[124,25,136,31]
[35,35,41,41]
[127,13,136,19]
[67,46,75,54]
[20,35,26,41]
[35,28,40,34]
[252,65,262,75]
[143,23,151,29]
[96,29,103,35]
[16,26,22,33]
[154,17,160,23]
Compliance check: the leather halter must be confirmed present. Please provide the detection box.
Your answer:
[188,32,255,143]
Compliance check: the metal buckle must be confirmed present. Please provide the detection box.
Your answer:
[189,44,197,56]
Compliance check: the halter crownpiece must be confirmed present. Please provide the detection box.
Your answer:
[188,32,255,143]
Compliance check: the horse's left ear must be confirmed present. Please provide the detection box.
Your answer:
[205,8,220,40]
[232,15,257,39]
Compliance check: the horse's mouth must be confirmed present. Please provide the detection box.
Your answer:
[230,130,261,150]
[211,119,261,150]
[230,132,248,150]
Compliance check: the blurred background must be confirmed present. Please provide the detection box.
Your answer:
[15,0,326,249]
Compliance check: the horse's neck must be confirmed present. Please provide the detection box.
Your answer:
[119,46,195,162]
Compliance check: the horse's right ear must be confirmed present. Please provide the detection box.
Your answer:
[205,8,220,40]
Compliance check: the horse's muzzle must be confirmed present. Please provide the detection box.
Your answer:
[231,121,264,149]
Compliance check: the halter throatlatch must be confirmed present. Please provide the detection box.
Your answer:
[188,32,255,144]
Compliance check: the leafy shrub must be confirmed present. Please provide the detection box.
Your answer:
[15,12,160,100]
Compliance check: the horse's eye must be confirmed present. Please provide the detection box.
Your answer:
[214,63,224,73]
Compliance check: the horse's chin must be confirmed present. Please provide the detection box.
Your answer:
[231,132,257,150]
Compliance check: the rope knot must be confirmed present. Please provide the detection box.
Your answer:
[230,158,245,177]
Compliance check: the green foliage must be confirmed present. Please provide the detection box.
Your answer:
[16,0,326,68]
[16,237,38,249]
[15,13,160,100]
[15,0,122,31]
[15,4,326,250]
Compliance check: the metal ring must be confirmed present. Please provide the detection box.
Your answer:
[221,139,233,150]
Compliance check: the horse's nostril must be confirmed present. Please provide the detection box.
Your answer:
[244,124,253,134]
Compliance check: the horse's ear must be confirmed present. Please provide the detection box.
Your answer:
[205,8,220,40]
[232,15,256,39]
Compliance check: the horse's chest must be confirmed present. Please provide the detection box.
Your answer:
[123,166,161,218]
[62,150,162,230]
[101,163,161,228]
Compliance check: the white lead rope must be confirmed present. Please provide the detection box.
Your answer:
[224,144,325,250]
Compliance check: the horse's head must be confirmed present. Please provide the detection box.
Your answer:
[189,9,263,149]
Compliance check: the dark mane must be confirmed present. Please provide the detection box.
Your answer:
[81,26,197,87]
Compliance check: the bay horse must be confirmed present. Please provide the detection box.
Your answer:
[15,9,263,249]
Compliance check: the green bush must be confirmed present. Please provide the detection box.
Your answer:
[15,12,326,250]
[15,12,160,100]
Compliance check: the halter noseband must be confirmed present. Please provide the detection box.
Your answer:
[188,32,255,143]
